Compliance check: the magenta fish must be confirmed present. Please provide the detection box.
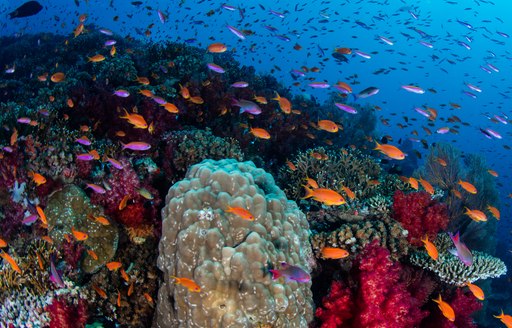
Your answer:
[113,89,130,97]
[50,254,65,288]
[22,214,38,226]
[17,117,32,124]
[75,136,91,146]
[152,96,167,105]
[414,107,431,118]
[401,85,425,94]
[104,39,117,46]
[86,183,106,194]
[207,63,225,73]
[335,103,357,114]
[308,82,330,89]
[226,25,246,40]
[449,232,473,266]
[354,50,371,59]
[231,81,249,88]
[76,153,95,161]
[99,28,113,36]
[106,157,124,169]
[157,10,166,23]
[122,141,151,151]
[485,128,502,139]
[233,99,262,115]
[269,262,310,283]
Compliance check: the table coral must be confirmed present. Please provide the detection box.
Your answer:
[155,159,313,327]
[45,184,119,273]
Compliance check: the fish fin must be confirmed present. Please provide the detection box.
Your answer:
[269,269,281,280]
[374,141,381,150]
[448,248,458,256]
[301,185,314,199]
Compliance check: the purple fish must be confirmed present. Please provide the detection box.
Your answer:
[76,153,95,161]
[275,34,290,42]
[104,39,117,46]
[75,136,91,146]
[22,214,38,226]
[269,9,285,18]
[354,86,380,100]
[480,65,492,74]
[2,146,13,153]
[335,103,357,114]
[17,117,31,124]
[480,128,493,139]
[419,40,433,48]
[263,25,279,33]
[494,115,508,125]
[487,63,499,72]
[226,25,246,40]
[221,4,237,11]
[207,63,225,73]
[157,10,166,23]
[465,83,482,92]
[378,35,394,45]
[122,142,151,151]
[107,158,124,170]
[113,89,130,97]
[231,81,249,88]
[449,232,473,266]
[354,50,371,59]
[414,107,430,118]
[291,69,305,77]
[497,31,509,38]
[458,41,471,50]
[233,99,262,115]
[99,28,113,36]
[269,262,310,283]
[463,91,477,99]
[485,128,502,139]
[308,82,330,89]
[50,254,65,288]
[86,183,106,194]
[152,96,167,105]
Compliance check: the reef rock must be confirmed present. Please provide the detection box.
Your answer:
[155,159,313,328]
[45,184,119,273]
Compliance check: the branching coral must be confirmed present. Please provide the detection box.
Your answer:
[392,190,449,246]
[278,147,381,203]
[310,216,409,261]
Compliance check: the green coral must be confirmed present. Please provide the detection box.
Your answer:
[409,233,507,286]
[45,185,119,273]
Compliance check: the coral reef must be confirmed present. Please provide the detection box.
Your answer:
[48,295,88,328]
[278,147,381,203]
[45,185,119,273]
[314,280,354,328]
[310,216,409,260]
[155,159,313,327]
[392,190,449,246]
[160,127,244,181]
[422,289,482,328]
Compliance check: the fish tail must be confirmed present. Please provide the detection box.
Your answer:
[269,269,281,280]
[301,185,314,199]
[494,309,504,319]
[272,92,280,101]
[374,141,381,150]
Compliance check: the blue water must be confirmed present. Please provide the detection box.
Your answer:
[1,0,511,323]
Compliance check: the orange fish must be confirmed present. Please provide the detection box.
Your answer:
[408,177,419,190]
[303,186,346,206]
[170,276,201,292]
[189,96,204,104]
[119,108,148,129]
[118,195,130,211]
[41,236,54,244]
[250,127,271,139]
[451,189,462,199]
[88,54,105,62]
[117,289,121,307]
[494,310,512,328]
[487,169,498,177]
[135,76,150,85]
[30,172,47,186]
[374,142,405,160]
[419,178,434,195]
[321,247,349,259]
[110,45,116,57]
[88,214,110,225]
[144,292,154,305]
[128,282,134,296]
[253,96,268,104]
[207,42,227,53]
[286,160,297,171]
[433,294,455,322]
[335,81,352,93]
[87,249,98,260]
[10,128,17,146]
[73,23,84,37]
[487,205,500,220]
[436,157,447,167]
[465,282,484,300]
[106,261,123,271]
[464,208,487,222]
[421,235,438,261]
[273,92,292,114]
[303,176,318,189]
[0,251,21,273]
[71,227,88,241]
[225,206,254,221]
[162,102,179,113]
[179,84,190,99]
[51,72,66,83]
[317,120,339,133]
[92,284,107,299]
[458,180,477,194]
[0,238,7,248]
[36,205,47,225]
[36,251,44,270]
[139,89,154,97]
[335,47,352,54]
[120,268,130,282]
[341,186,356,200]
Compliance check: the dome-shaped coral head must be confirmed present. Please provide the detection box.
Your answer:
[269,262,311,283]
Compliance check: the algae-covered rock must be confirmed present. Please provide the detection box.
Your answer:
[45,185,118,273]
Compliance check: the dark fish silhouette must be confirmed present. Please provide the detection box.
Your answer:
[9,1,43,19]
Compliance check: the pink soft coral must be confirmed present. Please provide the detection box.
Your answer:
[392,190,449,246]
[314,242,428,328]
[47,296,88,328]
[315,280,354,328]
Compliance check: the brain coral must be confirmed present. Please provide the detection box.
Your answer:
[155,159,313,328]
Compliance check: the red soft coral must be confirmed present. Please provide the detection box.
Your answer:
[48,296,88,328]
[315,280,354,328]
[392,190,449,245]
[352,241,428,328]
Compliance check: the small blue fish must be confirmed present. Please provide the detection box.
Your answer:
[269,262,310,283]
